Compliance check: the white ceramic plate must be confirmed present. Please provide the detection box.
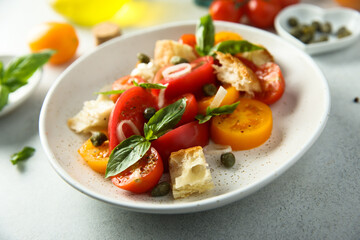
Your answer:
[39,21,330,214]
[0,55,42,117]
[275,3,360,55]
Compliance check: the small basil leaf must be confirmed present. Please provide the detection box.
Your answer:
[195,14,215,56]
[105,135,151,178]
[144,98,186,140]
[3,50,55,92]
[94,90,125,95]
[134,82,167,89]
[0,85,10,111]
[195,114,212,124]
[10,146,35,165]
[207,101,240,116]
[209,40,264,56]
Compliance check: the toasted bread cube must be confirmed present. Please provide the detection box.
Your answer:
[169,146,214,199]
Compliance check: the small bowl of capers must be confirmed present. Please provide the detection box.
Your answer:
[275,3,360,55]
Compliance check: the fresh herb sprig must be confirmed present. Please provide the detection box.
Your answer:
[95,82,166,95]
[10,146,35,165]
[196,101,240,124]
[105,98,186,178]
[195,14,264,56]
[0,50,55,111]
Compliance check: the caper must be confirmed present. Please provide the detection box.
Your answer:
[143,107,156,120]
[311,35,328,44]
[170,56,189,65]
[90,132,108,147]
[311,21,321,32]
[336,26,351,39]
[151,181,171,197]
[203,84,217,97]
[220,152,235,168]
[299,33,313,44]
[319,22,332,34]
[287,17,299,27]
[290,27,302,39]
[137,53,150,64]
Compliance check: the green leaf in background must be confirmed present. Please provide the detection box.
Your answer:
[144,98,186,140]
[0,61,4,84]
[0,84,10,111]
[10,146,35,165]
[195,14,215,56]
[209,40,264,56]
[94,89,125,95]
[133,81,167,90]
[3,50,55,92]
[196,101,240,124]
[105,135,151,178]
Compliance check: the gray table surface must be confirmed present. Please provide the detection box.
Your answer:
[1,0,359,239]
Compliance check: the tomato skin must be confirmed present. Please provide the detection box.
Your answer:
[209,0,246,23]
[110,75,146,102]
[178,34,197,48]
[152,121,210,170]
[254,62,285,105]
[155,56,216,99]
[246,0,281,29]
[111,147,163,193]
[78,139,109,174]
[108,87,157,151]
[279,0,300,8]
[166,93,198,127]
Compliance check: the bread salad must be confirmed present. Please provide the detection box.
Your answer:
[67,15,285,199]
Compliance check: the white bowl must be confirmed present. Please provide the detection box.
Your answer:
[275,3,360,55]
[0,55,42,117]
[39,21,330,214]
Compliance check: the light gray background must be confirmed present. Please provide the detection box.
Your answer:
[1,0,359,239]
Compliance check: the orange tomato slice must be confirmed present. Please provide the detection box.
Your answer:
[198,85,239,115]
[211,98,272,150]
[215,31,243,45]
[78,139,109,174]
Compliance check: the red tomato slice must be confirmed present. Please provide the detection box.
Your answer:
[151,121,210,171]
[108,87,157,151]
[111,147,163,193]
[166,93,198,127]
[178,34,196,48]
[110,75,146,103]
[153,56,216,99]
[254,62,285,105]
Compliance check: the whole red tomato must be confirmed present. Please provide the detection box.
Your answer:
[279,0,300,8]
[209,0,246,23]
[246,0,282,29]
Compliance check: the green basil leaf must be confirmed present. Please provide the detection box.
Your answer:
[0,84,10,111]
[3,50,55,92]
[195,14,215,56]
[0,61,4,83]
[105,135,151,178]
[94,90,125,95]
[195,114,212,124]
[196,101,240,124]
[144,98,186,140]
[133,81,167,89]
[206,101,240,115]
[209,40,264,56]
[10,146,35,165]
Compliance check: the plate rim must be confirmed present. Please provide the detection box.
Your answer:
[39,20,331,214]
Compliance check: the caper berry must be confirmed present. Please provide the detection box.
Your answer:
[137,53,150,64]
[144,107,156,120]
[151,181,171,197]
[220,152,235,168]
[311,21,321,32]
[319,22,332,34]
[90,132,108,147]
[170,56,189,65]
[203,84,217,97]
[287,17,299,27]
[336,26,351,39]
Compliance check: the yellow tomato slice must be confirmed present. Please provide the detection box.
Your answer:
[198,85,240,115]
[211,98,272,150]
[78,139,109,174]
[215,31,243,45]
